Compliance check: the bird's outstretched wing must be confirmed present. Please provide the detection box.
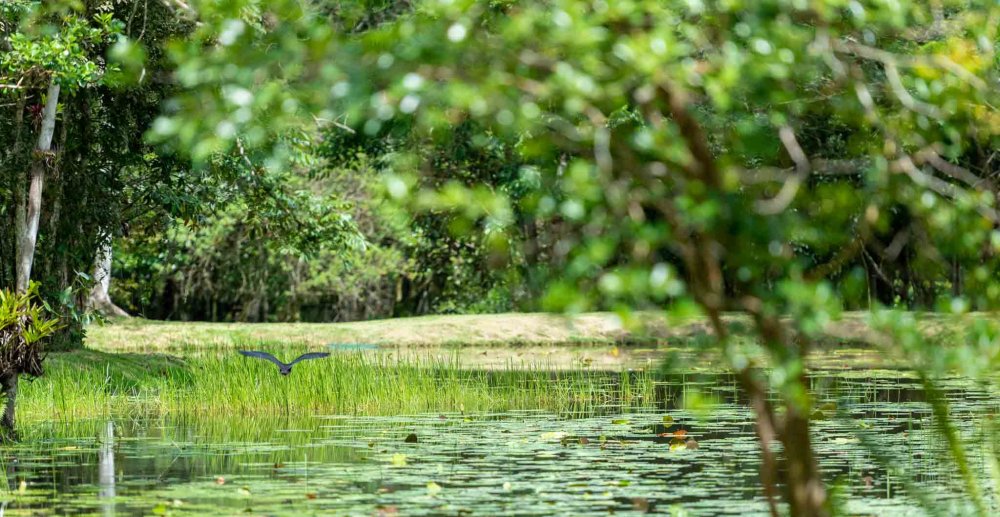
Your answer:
[239,350,288,368]
[289,352,331,365]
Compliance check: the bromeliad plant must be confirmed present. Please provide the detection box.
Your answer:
[0,283,59,439]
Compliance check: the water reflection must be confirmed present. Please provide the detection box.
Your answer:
[1,370,995,516]
[99,421,115,516]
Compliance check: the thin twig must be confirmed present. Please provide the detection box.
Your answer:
[893,153,1000,222]
[741,158,870,183]
[916,147,994,191]
[883,60,943,119]
[835,40,987,91]
[755,126,811,214]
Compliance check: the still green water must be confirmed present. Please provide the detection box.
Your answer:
[2,369,997,516]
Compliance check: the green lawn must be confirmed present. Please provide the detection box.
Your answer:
[83,309,967,352]
[84,312,667,351]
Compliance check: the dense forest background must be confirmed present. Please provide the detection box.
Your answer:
[1,1,549,326]
[2,0,997,329]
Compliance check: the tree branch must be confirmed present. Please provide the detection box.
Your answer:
[755,126,811,215]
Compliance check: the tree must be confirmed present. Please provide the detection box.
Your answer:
[0,3,123,436]
[87,238,129,317]
[0,0,376,435]
[2,8,121,294]
[149,1,999,514]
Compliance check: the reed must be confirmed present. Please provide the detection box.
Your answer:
[16,347,658,422]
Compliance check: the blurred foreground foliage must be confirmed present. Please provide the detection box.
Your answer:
[1,0,999,513]
[144,0,999,514]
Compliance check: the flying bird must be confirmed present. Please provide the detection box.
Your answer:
[238,350,330,376]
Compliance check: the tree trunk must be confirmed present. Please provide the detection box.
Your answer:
[88,239,130,318]
[0,372,18,441]
[12,93,28,292]
[522,215,541,304]
[15,80,60,293]
[782,402,827,516]
[648,83,828,516]
[7,80,60,440]
[950,258,962,298]
[4,92,27,289]
[46,110,69,246]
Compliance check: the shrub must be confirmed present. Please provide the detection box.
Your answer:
[0,283,59,378]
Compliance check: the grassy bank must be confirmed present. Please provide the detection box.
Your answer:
[18,349,658,423]
[17,311,972,426]
[18,313,674,425]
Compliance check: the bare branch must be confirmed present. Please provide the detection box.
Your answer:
[0,77,24,90]
[657,82,722,188]
[883,228,911,262]
[835,40,987,92]
[806,233,865,281]
[159,0,203,26]
[755,126,811,215]
[741,158,870,183]
[882,60,944,119]
[892,153,1000,223]
[916,147,994,191]
[312,114,356,134]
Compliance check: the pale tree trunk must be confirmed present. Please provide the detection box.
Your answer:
[15,80,60,293]
[88,239,129,317]
[6,80,60,441]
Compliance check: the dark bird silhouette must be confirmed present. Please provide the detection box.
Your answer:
[238,351,330,376]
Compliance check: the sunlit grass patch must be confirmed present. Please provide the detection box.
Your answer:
[84,312,659,351]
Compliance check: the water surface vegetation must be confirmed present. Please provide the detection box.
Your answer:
[1,316,998,515]
[3,364,997,516]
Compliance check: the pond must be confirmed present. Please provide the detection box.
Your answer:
[3,365,996,516]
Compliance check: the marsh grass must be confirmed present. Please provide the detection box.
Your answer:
[17,347,658,422]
